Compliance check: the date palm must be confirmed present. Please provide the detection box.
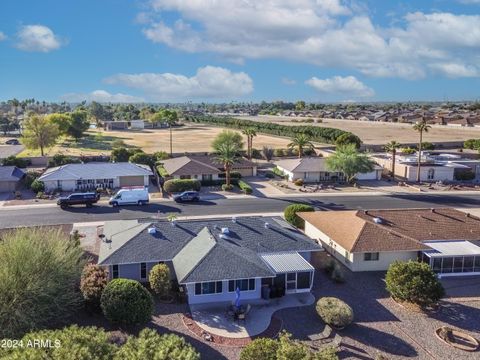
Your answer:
[384,141,401,180]
[212,131,243,187]
[412,119,431,182]
[152,109,178,156]
[288,134,314,158]
[242,128,257,159]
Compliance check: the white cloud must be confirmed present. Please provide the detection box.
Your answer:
[61,90,144,103]
[306,75,374,97]
[0,32,6,41]
[140,1,480,79]
[104,66,253,101]
[15,25,63,52]
[281,77,297,85]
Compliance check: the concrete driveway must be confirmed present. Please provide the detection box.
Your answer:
[0,144,24,158]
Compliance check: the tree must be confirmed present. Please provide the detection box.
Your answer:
[385,260,445,307]
[149,263,171,297]
[288,134,314,158]
[284,204,315,229]
[114,329,200,360]
[100,279,154,326]
[212,130,243,188]
[262,146,274,161]
[152,109,178,156]
[66,110,90,141]
[30,179,45,193]
[295,100,306,111]
[21,114,59,156]
[335,133,362,149]
[384,141,402,180]
[326,144,375,183]
[46,113,72,135]
[89,101,106,125]
[80,264,109,312]
[111,147,134,162]
[242,128,257,159]
[129,152,155,168]
[316,297,354,328]
[412,120,431,182]
[0,228,85,338]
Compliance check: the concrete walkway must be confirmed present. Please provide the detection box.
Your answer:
[190,293,315,338]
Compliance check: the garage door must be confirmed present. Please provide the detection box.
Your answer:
[234,168,253,177]
[119,176,145,187]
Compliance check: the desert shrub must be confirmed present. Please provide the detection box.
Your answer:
[1,155,31,168]
[294,178,304,186]
[335,133,362,149]
[238,180,253,194]
[163,179,201,193]
[23,171,41,188]
[316,297,354,328]
[129,152,155,167]
[274,148,285,157]
[401,147,416,155]
[100,279,154,326]
[240,338,279,360]
[385,260,445,306]
[284,204,314,229]
[262,146,274,161]
[421,142,435,150]
[80,264,109,312]
[149,264,171,297]
[219,171,242,179]
[30,179,45,193]
[47,153,81,167]
[0,228,85,338]
[111,139,127,148]
[455,170,475,181]
[222,184,234,191]
[464,139,480,150]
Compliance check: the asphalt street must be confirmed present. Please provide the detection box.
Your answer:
[0,193,479,228]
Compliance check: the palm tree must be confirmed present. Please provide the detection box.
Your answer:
[288,134,314,158]
[212,131,243,187]
[384,141,402,180]
[412,119,431,182]
[242,128,257,159]
[152,109,178,156]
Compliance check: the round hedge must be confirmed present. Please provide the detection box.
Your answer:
[316,297,354,328]
[284,204,315,229]
[240,338,279,360]
[100,279,153,326]
[163,179,201,193]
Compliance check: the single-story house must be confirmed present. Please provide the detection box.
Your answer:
[159,154,257,180]
[98,216,322,305]
[0,166,25,192]
[299,208,480,276]
[130,120,145,130]
[274,157,382,182]
[104,121,128,131]
[38,162,153,191]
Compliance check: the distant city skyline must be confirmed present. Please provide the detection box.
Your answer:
[1,0,480,103]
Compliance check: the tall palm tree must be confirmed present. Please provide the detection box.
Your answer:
[212,131,243,187]
[412,119,431,182]
[152,109,178,156]
[288,134,314,158]
[242,128,257,159]
[384,140,402,180]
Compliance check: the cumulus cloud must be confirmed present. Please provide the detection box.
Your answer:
[306,75,374,97]
[61,90,144,103]
[140,1,480,79]
[0,32,6,41]
[15,25,63,52]
[104,66,253,101]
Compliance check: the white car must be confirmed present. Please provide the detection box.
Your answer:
[109,187,149,206]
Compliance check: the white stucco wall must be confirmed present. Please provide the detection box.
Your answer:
[172,174,220,180]
[350,251,418,271]
[185,278,262,305]
[406,166,454,182]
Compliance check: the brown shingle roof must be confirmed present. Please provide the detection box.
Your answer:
[160,156,221,176]
[299,208,480,253]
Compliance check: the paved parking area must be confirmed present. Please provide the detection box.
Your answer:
[0,144,23,158]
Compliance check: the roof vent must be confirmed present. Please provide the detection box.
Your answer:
[147,227,156,234]
[232,216,237,223]
[221,227,229,234]
[373,217,383,224]
[171,220,177,227]
[430,208,435,213]
[264,222,270,229]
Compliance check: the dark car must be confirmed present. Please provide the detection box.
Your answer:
[5,139,20,145]
[173,191,200,203]
[57,192,100,209]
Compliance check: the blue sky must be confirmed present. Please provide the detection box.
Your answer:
[0,0,480,103]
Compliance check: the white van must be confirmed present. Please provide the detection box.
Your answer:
[109,187,149,206]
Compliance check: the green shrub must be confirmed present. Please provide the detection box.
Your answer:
[222,184,234,191]
[149,264,171,297]
[30,179,45,193]
[238,180,253,194]
[24,171,41,188]
[48,153,81,168]
[294,178,304,186]
[274,148,285,157]
[284,204,314,229]
[335,133,362,149]
[455,170,475,181]
[111,139,127,148]
[251,148,262,159]
[219,171,242,179]
[272,166,285,177]
[156,165,169,177]
[80,264,109,312]
[240,338,279,360]
[129,152,155,167]
[385,260,445,306]
[264,172,274,179]
[464,139,480,150]
[421,142,435,150]
[163,179,201,193]
[1,155,31,168]
[100,279,154,326]
[316,297,354,328]
[401,147,416,155]
[153,151,170,161]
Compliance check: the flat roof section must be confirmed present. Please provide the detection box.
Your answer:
[423,240,480,257]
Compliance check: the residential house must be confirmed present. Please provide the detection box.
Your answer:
[104,121,128,131]
[38,162,153,191]
[130,120,145,129]
[0,166,25,192]
[299,208,480,276]
[98,216,322,305]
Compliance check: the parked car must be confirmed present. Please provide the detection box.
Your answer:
[57,192,100,209]
[5,139,20,145]
[109,187,149,206]
[173,191,200,203]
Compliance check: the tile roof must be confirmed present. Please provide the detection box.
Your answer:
[275,157,328,173]
[299,208,480,253]
[0,166,25,181]
[160,154,256,176]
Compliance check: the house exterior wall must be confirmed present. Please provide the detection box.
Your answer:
[350,251,418,271]
[42,175,149,191]
[374,157,455,182]
[171,173,220,180]
[185,278,262,305]
[356,169,382,180]
[107,261,175,282]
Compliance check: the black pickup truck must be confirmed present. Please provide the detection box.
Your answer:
[57,192,100,209]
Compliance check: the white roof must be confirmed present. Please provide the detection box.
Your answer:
[261,252,314,273]
[423,240,480,257]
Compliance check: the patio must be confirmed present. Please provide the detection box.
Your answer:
[190,292,315,339]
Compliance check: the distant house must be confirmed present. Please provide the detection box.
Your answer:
[0,166,25,192]
[130,120,145,129]
[98,216,322,305]
[104,121,129,131]
[38,162,153,191]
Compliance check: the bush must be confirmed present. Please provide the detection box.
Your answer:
[219,171,242,179]
[335,133,362,149]
[111,147,140,162]
[272,166,285,178]
[163,179,201,193]
[240,338,279,360]
[238,180,253,194]
[316,297,354,328]
[153,151,170,161]
[421,142,435,150]
[264,172,274,179]
[1,155,31,168]
[100,279,154,326]
[251,148,262,159]
[129,152,155,167]
[385,260,445,307]
[111,139,126,148]
[464,138,480,150]
[80,264,109,312]
[284,204,314,229]
[262,146,274,161]
[48,153,81,167]
[149,263,171,297]
[222,184,234,191]
[293,178,304,186]
[0,228,85,338]
[455,170,475,181]
[24,171,41,188]
[30,179,45,193]
[401,147,416,155]
[274,148,285,157]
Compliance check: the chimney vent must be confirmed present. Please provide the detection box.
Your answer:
[232,216,237,223]
[264,222,270,229]
[148,227,156,234]
[373,217,383,224]
[221,227,229,234]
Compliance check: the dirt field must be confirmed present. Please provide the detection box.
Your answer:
[243,115,480,145]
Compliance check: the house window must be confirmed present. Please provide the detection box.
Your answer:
[194,281,223,295]
[427,168,435,180]
[364,252,379,261]
[112,265,119,278]
[140,263,147,279]
[202,174,213,181]
[180,175,191,179]
[228,278,255,292]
